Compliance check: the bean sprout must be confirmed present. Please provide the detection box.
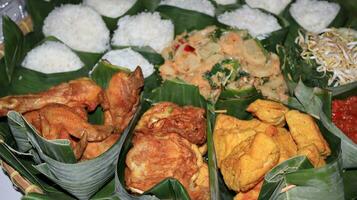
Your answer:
[296,28,357,86]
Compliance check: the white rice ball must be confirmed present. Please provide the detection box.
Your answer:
[43,4,110,53]
[83,0,137,18]
[214,0,237,5]
[101,48,154,78]
[111,12,174,53]
[290,0,340,33]
[246,0,291,15]
[22,41,84,74]
[160,0,215,16]
[218,5,282,38]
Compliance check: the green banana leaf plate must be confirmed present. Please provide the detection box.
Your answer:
[0,0,356,199]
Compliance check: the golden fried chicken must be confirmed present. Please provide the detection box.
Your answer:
[285,110,331,158]
[81,133,120,161]
[0,78,104,116]
[103,67,144,133]
[234,181,263,200]
[246,99,289,127]
[297,144,326,168]
[135,102,207,145]
[125,132,209,200]
[36,104,113,142]
[220,133,279,192]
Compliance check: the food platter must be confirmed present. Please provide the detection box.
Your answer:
[0,0,356,200]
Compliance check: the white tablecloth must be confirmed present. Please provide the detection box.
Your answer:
[0,170,22,199]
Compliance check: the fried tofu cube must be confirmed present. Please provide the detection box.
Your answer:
[246,99,289,127]
[285,110,331,158]
[273,128,298,163]
[220,133,280,192]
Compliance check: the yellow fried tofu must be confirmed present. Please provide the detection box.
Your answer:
[285,110,331,158]
[246,99,289,127]
[214,114,273,168]
[273,128,298,163]
[234,181,263,200]
[220,133,280,192]
[298,144,326,168]
[214,128,256,168]
[214,114,262,131]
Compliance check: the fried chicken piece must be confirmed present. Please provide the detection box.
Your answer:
[38,104,113,142]
[271,128,298,163]
[103,67,144,133]
[125,132,209,200]
[0,78,104,116]
[80,133,120,161]
[234,181,263,200]
[246,99,289,127]
[221,133,279,192]
[214,114,273,167]
[24,105,91,160]
[135,102,207,145]
[297,144,326,168]
[285,110,331,158]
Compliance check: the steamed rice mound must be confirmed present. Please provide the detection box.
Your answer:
[290,0,340,33]
[246,0,291,15]
[83,0,137,18]
[218,5,281,39]
[111,12,174,53]
[43,4,110,53]
[22,41,84,74]
[160,0,215,16]
[101,48,154,78]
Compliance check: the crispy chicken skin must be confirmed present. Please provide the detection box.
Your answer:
[80,133,120,161]
[234,181,263,200]
[0,78,104,116]
[246,99,289,127]
[104,67,144,133]
[125,132,209,200]
[135,102,207,145]
[2,69,144,161]
[34,104,113,142]
[285,110,331,158]
[221,133,279,192]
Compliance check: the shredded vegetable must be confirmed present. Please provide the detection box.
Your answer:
[295,28,357,86]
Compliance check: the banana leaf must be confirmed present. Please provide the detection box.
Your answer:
[343,169,357,200]
[215,87,262,119]
[114,80,219,199]
[156,5,228,35]
[213,0,243,16]
[2,16,26,83]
